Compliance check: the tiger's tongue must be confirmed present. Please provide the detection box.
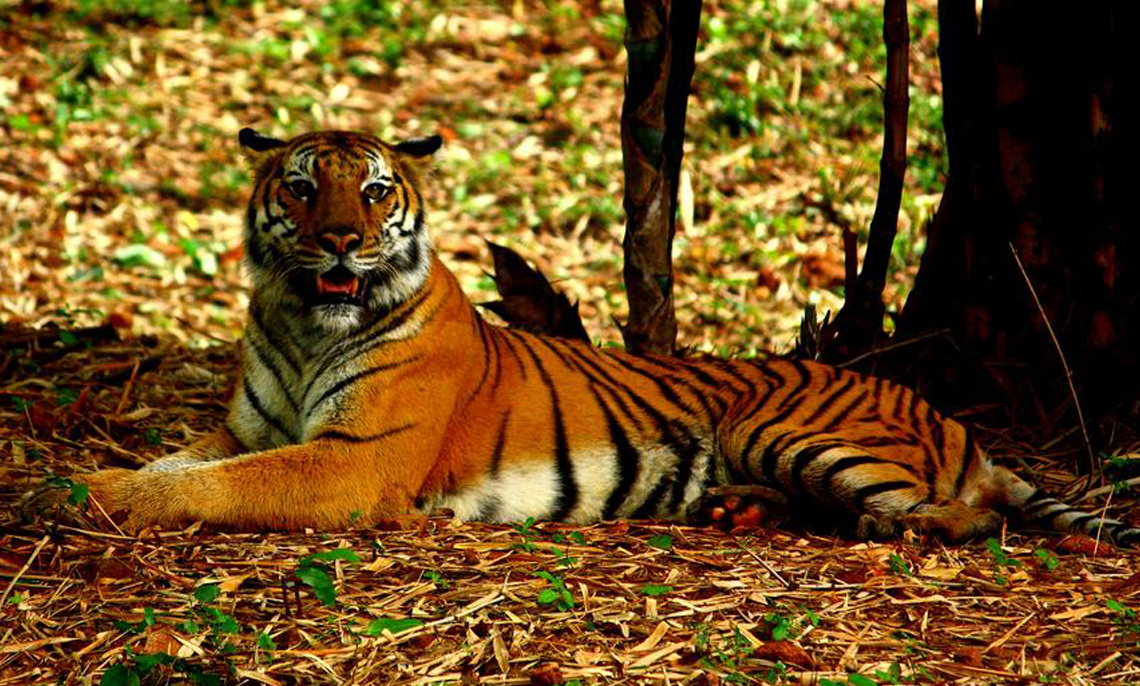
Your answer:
[316,274,359,296]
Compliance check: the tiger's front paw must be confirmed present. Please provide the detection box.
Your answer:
[22,468,178,532]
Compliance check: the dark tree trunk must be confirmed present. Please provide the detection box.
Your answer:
[619,0,701,356]
[824,0,909,362]
[898,0,1140,442]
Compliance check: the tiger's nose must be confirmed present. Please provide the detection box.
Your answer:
[317,227,362,255]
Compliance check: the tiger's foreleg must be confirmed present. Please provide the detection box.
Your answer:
[24,438,431,532]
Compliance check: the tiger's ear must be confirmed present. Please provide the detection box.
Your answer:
[238,128,286,168]
[392,134,442,185]
[394,135,443,159]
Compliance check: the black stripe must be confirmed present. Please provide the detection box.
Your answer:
[243,376,297,442]
[307,354,422,415]
[488,320,505,392]
[952,426,977,497]
[623,355,728,416]
[789,442,846,494]
[776,360,813,410]
[760,430,799,485]
[854,480,913,507]
[498,329,529,381]
[553,341,703,504]
[222,422,250,453]
[250,305,302,375]
[673,357,738,392]
[553,340,650,432]
[1033,504,1076,526]
[823,454,893,487]
[539,336,703,515]
[246,334,300,414]
[925,405,944,472]
[705,358,757,397]
[303,289,435,404]
[466,316,494,405]
[820,389,870,432]
[667,428,702,514]
[891,386,909,422]
[514,336,577,521]
[315,422,416,443]
[920,443,939,503]
[737,389,812,476]
[1067,513,1097,532]
[604,353,706,419]
[595,393,642,520]
[871,375,885,404]
[748,360,786,386]
[488,412,509,476]
[630,478,672,519]
[394,186,410,235]
[354,296,443,361]
[798,376,858,426]
[907,388,923,427]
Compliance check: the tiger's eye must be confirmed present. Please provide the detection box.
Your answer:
[288,179,314,199]
[363,182,389,202]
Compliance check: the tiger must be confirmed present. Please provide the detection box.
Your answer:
[21,128,1139,546]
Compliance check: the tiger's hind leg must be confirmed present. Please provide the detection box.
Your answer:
[857,502,1002,543]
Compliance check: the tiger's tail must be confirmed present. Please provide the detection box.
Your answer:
[997,466,1140,545]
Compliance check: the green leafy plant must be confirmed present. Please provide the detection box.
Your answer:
[100,647,222,686]
[1106,598,1140,644]
[646,533,674,551]
[640,584,672,597]
[256,630,276,663]
[984,537,1022,586]
[365,617,424,636]
[511,517,540,552]
[888,553,911,577]
[696,625,756,684]
[533,570,575,611]
[1033,548,1059,572]
[294,548,361,607]
[113,607,157,634]
[424,570,449,590]
[45,474,90,508]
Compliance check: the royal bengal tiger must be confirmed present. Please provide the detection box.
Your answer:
[22,128,1139,546]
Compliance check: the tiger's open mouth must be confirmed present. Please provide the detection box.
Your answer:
[313,265,364,306]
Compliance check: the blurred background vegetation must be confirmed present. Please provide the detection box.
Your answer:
[1,0,944,356]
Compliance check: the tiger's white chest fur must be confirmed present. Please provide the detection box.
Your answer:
[230,317,363,450]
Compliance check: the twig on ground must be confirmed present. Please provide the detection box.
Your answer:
[0,534,49,608]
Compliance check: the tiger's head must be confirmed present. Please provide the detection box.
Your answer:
[238,128,442,332]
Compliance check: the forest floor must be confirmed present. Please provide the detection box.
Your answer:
[1,0,1138,684]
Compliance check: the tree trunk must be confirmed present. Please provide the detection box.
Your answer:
[824,0,909,363]
[619,0,701,356]
[898,0,1140,442]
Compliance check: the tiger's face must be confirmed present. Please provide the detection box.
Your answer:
[238,128,442,332]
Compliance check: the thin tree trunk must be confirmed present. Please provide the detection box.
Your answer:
[824,0,909,363]
[619,0,701,356]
